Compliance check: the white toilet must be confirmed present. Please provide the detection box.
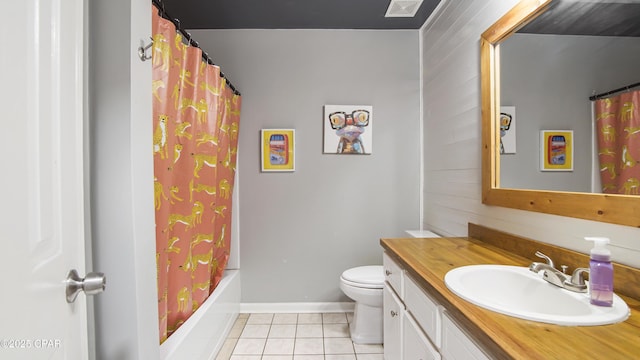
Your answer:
[339,265,384,344]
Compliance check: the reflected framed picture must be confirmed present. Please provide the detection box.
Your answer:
[499,106,516,154]
[261,129,295,172]
[540,130,573,171]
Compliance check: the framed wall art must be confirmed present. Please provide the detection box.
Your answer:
[323,105,373,154]
[499,106,516,154]
[540,130,573,171]
[261,129,295,172]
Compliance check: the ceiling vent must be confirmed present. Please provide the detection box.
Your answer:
[385,0,424,18]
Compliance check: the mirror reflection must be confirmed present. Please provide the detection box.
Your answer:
[498,0,640,194]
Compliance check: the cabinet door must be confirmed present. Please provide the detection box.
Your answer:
[384,285,403,360]
[405,273,442,349]
[441,312,490,360]
[384,252,403,296]
[403,311,441,360]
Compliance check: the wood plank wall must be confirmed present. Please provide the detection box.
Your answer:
[420,0,640,269]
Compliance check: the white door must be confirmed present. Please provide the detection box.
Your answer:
[0,1,95,359]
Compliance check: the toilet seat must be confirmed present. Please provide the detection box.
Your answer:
[340,266,384,289]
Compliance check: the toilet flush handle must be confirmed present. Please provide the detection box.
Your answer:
[385,269,392,276]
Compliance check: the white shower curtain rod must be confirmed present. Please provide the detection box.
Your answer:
[152,0,241,96]
[589,81,640,101]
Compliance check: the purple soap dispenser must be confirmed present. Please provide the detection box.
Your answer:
[585,237,613,307]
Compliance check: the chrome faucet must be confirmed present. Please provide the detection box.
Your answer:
[529,251,588,293]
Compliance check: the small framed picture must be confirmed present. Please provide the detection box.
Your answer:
[323,105,373,154]
[540,130,573,171]
[261,129,295,172]
[499,106,516,154]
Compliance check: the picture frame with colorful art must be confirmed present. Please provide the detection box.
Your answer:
[323,105,373,154]
[540,130,573,171]
[261,129,295,172]
[499,106,516,154]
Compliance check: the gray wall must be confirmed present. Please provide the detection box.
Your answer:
[193,29,421,302]
[500,34,640,192]
[421,0,640,268]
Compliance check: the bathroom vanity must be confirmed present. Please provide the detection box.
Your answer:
[383,252,488,360]
[380,224,640,359]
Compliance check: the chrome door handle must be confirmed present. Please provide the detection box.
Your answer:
[66,269,106,303]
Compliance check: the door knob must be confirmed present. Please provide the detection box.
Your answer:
[65,269,106,303]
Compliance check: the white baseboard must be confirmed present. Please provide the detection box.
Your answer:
[240,302,355,313]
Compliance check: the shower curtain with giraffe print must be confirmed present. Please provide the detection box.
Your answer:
[152,6,241,342]
[595,90,639,195]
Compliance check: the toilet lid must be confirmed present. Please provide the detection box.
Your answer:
[341,266,384,288]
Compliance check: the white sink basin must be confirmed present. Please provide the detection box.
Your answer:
[444,265,630,326]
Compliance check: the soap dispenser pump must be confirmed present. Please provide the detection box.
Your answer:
[585,237,613,307]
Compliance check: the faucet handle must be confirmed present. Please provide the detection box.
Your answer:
[534,251,555,269]
[563,267,589,293]
[570,268,590,286]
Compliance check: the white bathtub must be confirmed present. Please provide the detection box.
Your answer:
[159,270,241,360]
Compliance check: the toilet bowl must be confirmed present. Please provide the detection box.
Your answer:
[339,265,384,344]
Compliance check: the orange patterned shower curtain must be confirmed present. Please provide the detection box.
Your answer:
[152,6,241,342]
[595,90,639,195]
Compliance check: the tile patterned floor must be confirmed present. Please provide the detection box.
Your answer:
[215,313,384,360]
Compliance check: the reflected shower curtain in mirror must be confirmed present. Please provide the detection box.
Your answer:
[595,90,639,195]
[152,6,241,342]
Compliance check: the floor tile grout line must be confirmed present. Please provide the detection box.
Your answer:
[228,312,382,358]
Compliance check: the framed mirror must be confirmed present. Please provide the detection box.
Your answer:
[481,0,640,227]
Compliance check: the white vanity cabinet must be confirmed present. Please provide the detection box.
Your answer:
[384,251,403,292]
[403,311,441,360]
[383,284,403,359]
[383,251,489,360]
[383,252,440,360]
[441,312,490,360]
[383,252,404,360]
[404,272,441,348]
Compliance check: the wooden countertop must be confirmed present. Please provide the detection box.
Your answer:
[380,235,640,360]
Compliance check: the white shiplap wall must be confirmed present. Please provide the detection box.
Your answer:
[421,0,640,268]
